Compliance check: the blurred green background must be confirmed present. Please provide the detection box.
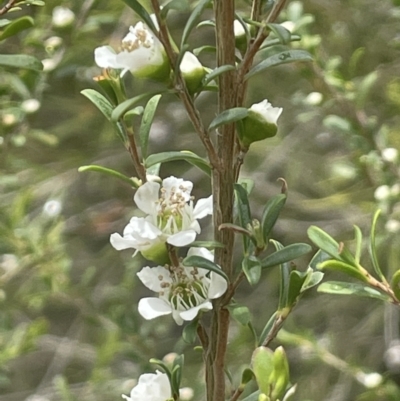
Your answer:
[1,0,400,400]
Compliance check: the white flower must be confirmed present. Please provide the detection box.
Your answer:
[43,200,62,217]
[52,7,75,28]
[374,185,391,201]
[355,372,383,389]
[137,248,228,325]
[239,99,283,147]
[249,99,283,125]
[122,371,171,401]
[179,52,206,93]
[94,22,169,80]
[21,99,40,114]
[382,147,398,163]
[110,177,212,261]
[305,91,323,105]
[179,387,194,401]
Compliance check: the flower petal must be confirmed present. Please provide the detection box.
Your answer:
[134,181,160,214]
[187,247,214,261]
[94,46,120,69]
[137,266,172,292]
[208,272,228,299]
[179,301,213,321]
[167,230,196,247]
[162,176,193,202]
[193,195,213,219]
[110,233,136,251]
[138,297,172,320]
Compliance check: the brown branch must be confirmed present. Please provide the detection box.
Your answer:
[125,126,147,183]
[262,313,287,347]
[0,0,17,16]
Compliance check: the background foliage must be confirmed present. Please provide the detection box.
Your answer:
[1,0,400,400]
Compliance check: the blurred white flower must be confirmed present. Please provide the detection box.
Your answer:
[374,185,391,201]
[110,177,212,262]
[355,372,383,388]
[179,387,194,401]
[305,91,323,105]
[41,58,58,72]
[386,219,400,233]
[382,147,398,163]
[94,22,169,80]
[21,99,40,114]
[122,371,171,401]
[52,6,75,28]
[280,21,296,33]
[391,183,400,197]
[137,248,227,325]
[43,200,62,217]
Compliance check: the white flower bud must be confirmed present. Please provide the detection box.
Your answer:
[21,99,40,114]
[382,147,398,163]
[52,6,75,28]
[374,185,391,201]
[305,91,323,105]
[355,372,382,388]
[43,200,62,217]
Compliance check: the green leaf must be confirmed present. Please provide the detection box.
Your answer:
[318,281,389,301]
[286,270,308,307]
[81,89,113,121]
[139,94,162,158]
[353,225,363,264]
[121,0,157,32]
[317,260,369,282]
[145,151,211,176]
[182,255,229,282]
[259,35,302,50]
[193,45,216,56]
[308,249,331,270]
[0,16,34,41]
[0,20,11,28]
[181,0,211,47]
[259,312,277,346]
[209,107,248,131]
[245,50,313,80]
[78,165,141,188]
[0,54,42,71]
[241,390,261,401]
[182,319,198,344]
[251,347,274,396]
[301,269,324,292]
[260,243,312,269]
[242,256,262,285]
[307,226,355,264]
[391,270,400,300]
[261,193,286,242]
[171,354,184,395]
[228,303,252,326]
[202,65,236,87]
[160,0,189,18]
[111,91,163,122]
[369,209,385,282]
[267,23,291,45]
[241,367,255,386]
[234,183,252,252]
[189,240,225,249]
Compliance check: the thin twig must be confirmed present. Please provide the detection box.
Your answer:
[125,126,147,183]
[0,0,17,16]
[149,0,220,170]
[262,313,287,347]
[230,386,244,401]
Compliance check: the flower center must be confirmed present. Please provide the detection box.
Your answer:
[159,265,208,310]
[121,24,153,52]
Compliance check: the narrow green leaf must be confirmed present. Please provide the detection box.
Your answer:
[139,94,162,158]
[286,270,308,307]
[267,23,291,45]
[145,151,211,176]
[261,243,312,269]
[0,16,34,41]
[354,225,363,264]
[234,183,252,252]
[182,319,198,344]
[308,250,331,270]
[301,269,324,292]
[78,165,141,188]
[171,354,184,395]
[0,54,42,71]
[369,209,385,281]
[261,193,286,241]
[182,255,229,282]
[242,256,262,286]
[202,65,236,87]
[121,0,157,32]
[193,45,216,56]
[260,35,302,50]
[241,367,255,386]
[181,0,211,47]
[245,50,313,80]
[160,0,189,18]
[307,226,342,260]
[318,281,389,301]
[208,107,248,131]
[81,89,113,121]
[391,270,400,301]
[189,240,224,249]
[259,311,277,346]
[111,91,162,122]
[228,303,252,326]
[0,20,11,28]
[318,260,368,282]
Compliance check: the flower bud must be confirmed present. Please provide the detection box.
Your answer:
[180,52,206,94]
[52,6,75,28]
[234,20,247,53]
[239,100,283,149]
